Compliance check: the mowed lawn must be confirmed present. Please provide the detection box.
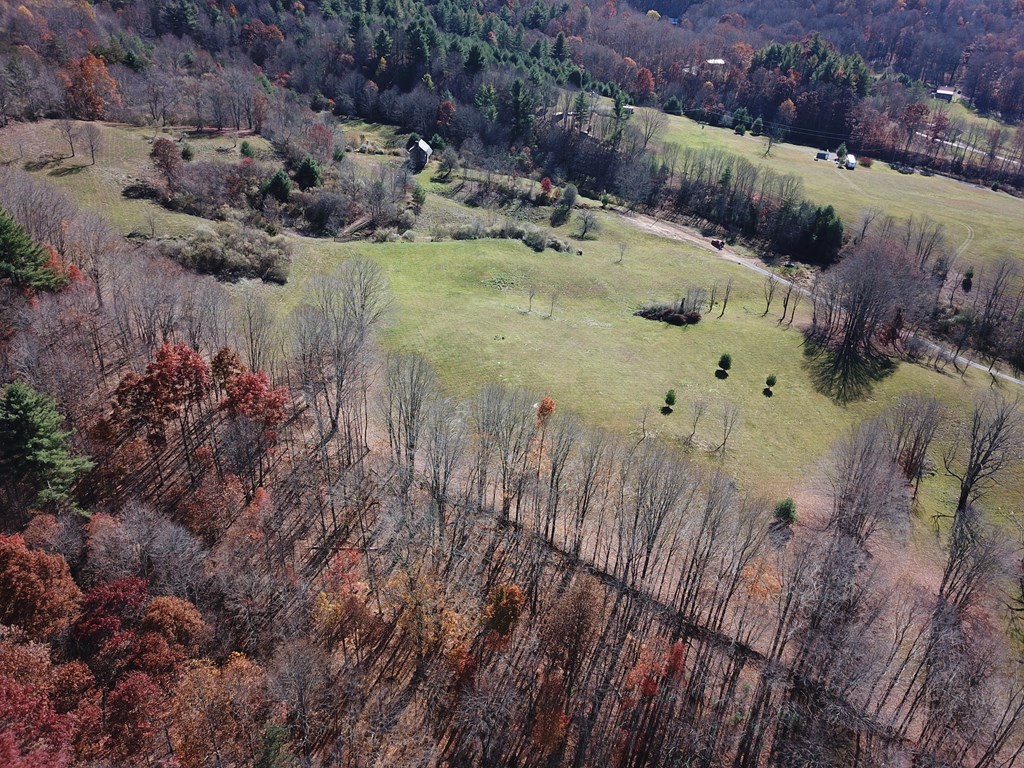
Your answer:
[4,120,1020,521]
[659,114,1024,273]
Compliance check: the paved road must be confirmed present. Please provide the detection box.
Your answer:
[620,212,1024,389]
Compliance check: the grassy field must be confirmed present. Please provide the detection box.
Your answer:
[289,212,1020,522]
[3,119,1021,524]
[0,121,264,236]
[658,114,1024,273]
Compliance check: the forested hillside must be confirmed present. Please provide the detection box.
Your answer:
[2,0,1024,765]
[2,0,1023,186]
[641,0,1024,114]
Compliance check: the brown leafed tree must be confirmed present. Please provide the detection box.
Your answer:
[0,534,82,642]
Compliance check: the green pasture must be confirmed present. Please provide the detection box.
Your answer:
[290,212,1019,521]
[658,114,1024,273]
[3,119,1020,524]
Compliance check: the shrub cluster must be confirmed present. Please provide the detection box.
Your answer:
[160,224,292,284]
[635,304,702,325]
[439,219,571,253]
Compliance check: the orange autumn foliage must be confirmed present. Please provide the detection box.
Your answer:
[59,54,121,120]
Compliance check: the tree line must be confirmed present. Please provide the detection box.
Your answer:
[3,0,1024,201]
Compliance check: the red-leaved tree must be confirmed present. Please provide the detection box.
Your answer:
[0,676,74,768]
[114,343,211,462]
[219,370,288,491]
[104,671,163,761]
[72,577,149,659]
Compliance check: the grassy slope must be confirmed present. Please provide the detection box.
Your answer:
[659,114,1024,273]
[291,214,1017,521]
[2,119,1020,522]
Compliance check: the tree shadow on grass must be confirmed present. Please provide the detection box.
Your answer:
[714,369,729,380]
[23,153,65,172]
[804,344,896,404]
[48,164,87,177]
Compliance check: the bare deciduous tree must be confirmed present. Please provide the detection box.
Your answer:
[827,422,910,547]
[236,283,275,373]
[762,274,779,316]
[636,107,668,150]
[944,394,1022,518]
[57,118,77,159]
[577,209,599,239]
[715,403,741,456]
[687,399,708,446]
[423,396,468,548]
[884,394,942,493]
[381,351,437,471]
[718,277,733,318]
[778,281,794,324]
[82,122,102,165]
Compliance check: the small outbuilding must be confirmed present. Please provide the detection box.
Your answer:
[815,150,833,161]
[932,88,956,102]
[408,139,433,172]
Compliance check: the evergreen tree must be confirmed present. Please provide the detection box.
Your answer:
[294,155,323,190]
[374,28,393,58]
[465,43,486,74]
[572,90,590,130]
[0,206,65,292]
[509,78,535,142]
[263,170,292,202]
[0,381,93,506]
[611,91,630,149]
[475,84,498,122]
[552,32,569,62]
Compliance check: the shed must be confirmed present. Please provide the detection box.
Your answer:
[933,88,956,102]
[815,150,833,161]
[408,139,433,171]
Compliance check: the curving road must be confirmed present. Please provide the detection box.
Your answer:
[619,211,1024,388]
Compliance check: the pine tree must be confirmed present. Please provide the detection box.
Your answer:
[0,207,66,292]
[572,90,590,131]
[0,381,93,505]
[263,170,292,202]
[509,78,535,142]
[552,32,569,62]
[294,155,323,190]
[465,43,486,74]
